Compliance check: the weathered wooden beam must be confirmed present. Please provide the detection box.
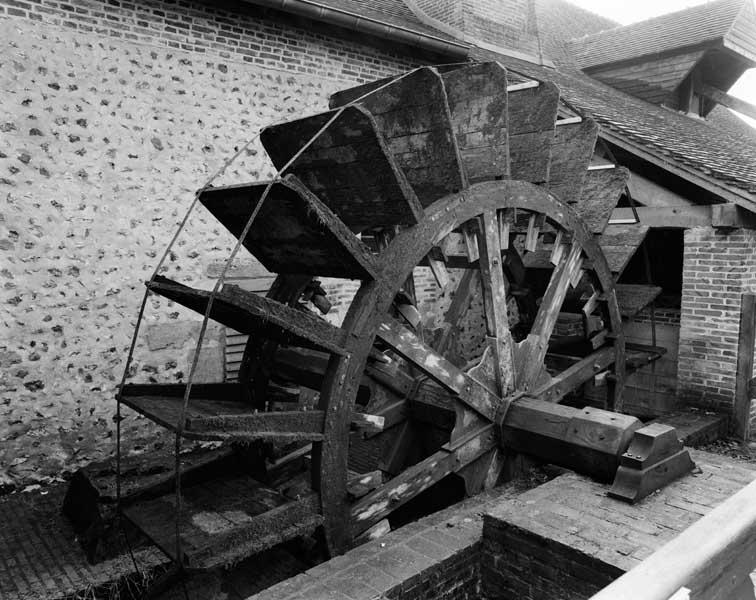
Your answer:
[347,470,382,499]
[614,284,663,318]
[427,248,450,289]
[627,172,696,208]
[350,411,385,433]
[500,398,642,482]
[612,204,756,230]
[146,277,347,355]
[518,242,583,390]
[376,317,498,421]
[700,83,756,122]
[477,209,515,397]
[609,206,711,227]
[442,62,510,182]
[362,399,407,437]
[187,410,326,441]
[351,424,496,535]
[434,268,479,356]
[712,204,756,229]
[532,346,616,403]
[734,293,756,440]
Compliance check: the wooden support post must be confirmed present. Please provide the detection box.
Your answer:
[734,293,756,441]
[700,83,756,122]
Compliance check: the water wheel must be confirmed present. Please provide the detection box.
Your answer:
[114,63,686,570]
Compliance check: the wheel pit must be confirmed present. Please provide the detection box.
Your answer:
[243,450,756,600]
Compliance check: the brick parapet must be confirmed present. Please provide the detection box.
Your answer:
[678,226,756,414]
[247,486,529,600]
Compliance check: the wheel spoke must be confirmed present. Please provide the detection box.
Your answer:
[476,210,516,396]
[531,346,615,403]
[518,240,583,390]
[434,268,480,356]
[376,317,498,421]
[350,424,496,535]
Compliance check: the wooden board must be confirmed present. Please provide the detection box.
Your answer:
[260,106,421,231]
[123,475,321,570]
[548,118,598,203]
[350,424,497,535]
[507,82,560,183]
[575,167,629,234]
[598,223,649,275]
[328,75,398,108]
[614,284,662,318]
[441,62,510,182]
[589,50,705,105]
[147,276,347,355]
[200,176,378,280]
[349,67,466,207]
[735,293,756,440]
[120,385,325,441]
[376,317,498,422]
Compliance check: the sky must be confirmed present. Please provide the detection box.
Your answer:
[566,0,756,127]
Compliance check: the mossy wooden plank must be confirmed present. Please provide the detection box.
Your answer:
[598,223,649,275]
[123,475,321,570]
[348,67,466,206]
[146,276,346,355]
[200,176,378,280]
[574,167,629,233]
[442,62,510,182]
[549,118,598,202]
[614,284,662,318]
[260,106,421,231]
[507,81,560,182]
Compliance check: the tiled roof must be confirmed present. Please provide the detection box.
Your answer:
[296,0,756,200]
[535,0,617,64]
[489,55,756,197]
[708,105,756,145]
[570,0,748,68]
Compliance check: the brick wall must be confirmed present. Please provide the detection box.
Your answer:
[0,0,422,487]
[247,483,542,600]
[463,0,538,51]
[414,0,463,29]
[481,520,622,599]
[677,226,756,415]
[412,0,541,59]
[249,512,484,600]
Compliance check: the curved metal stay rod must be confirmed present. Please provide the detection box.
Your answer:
[156,66,428,565]
[114,131,262,529]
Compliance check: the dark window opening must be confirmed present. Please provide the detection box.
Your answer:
[618,229,684,309]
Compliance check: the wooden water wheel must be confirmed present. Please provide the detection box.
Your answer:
[113,63,690,570]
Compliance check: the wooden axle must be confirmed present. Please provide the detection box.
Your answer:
[501,398,642,482]
[499,398,694,498]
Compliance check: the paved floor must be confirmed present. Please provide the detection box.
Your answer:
[0,483,322,600]
[486,449,756,571]
[3,448,754,599]
[0,485,168,599]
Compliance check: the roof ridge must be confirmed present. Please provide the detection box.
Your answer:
[570,0,750,69]
[573,0,747,43]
